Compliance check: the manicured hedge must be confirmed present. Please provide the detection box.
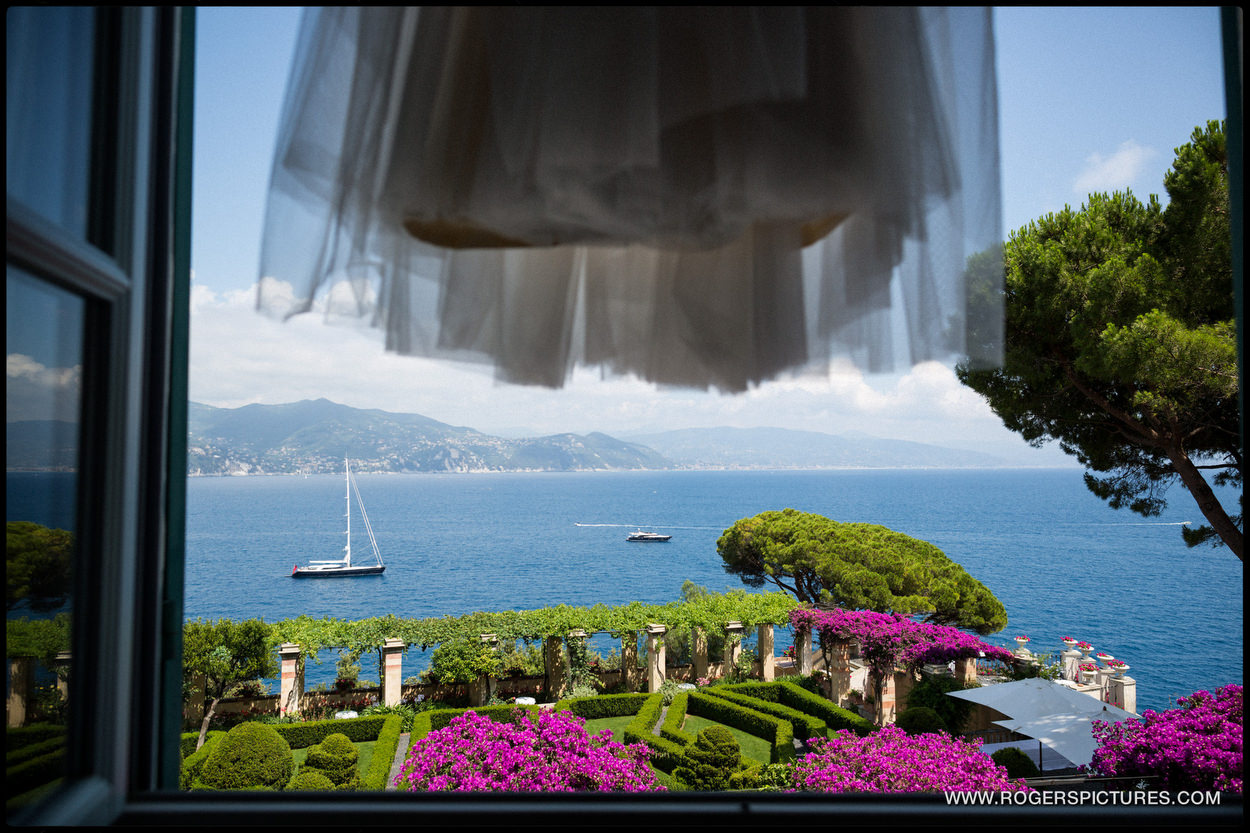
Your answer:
[6,734,66,769]
[621,692,685,773]
[687,692,795,764]
[660,692,695,746]
[702,686,826,740]
[407,704,543,748]
[721,681,874,736]
[553,692,652,719]
[180,731,226,790]
[196,722,294,791]
[273,714,390,749]
[6,745,65,798]
[362,714,404,790]
[6,723,65,754]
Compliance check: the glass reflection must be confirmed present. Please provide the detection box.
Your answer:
[6,267,83,811]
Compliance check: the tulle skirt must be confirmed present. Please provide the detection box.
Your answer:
[259,6,1003,390]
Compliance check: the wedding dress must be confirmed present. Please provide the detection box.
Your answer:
[259,6,1003,390]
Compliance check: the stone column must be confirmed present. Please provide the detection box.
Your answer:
[279,642,302,716]
[7,657,34,728]
[54,651,72,704]
[382,638,404,707]
[830,639,853,704]
[797,628,813,676]
[872,669,898,726]
[621,632,639,692]
[1108,675,1137,714]
[954,657,977,685]
[757,624,775,682]
[691,627,709,682]
[645,624,667,692]
[543,636,565,700]
[1061,648,1082,682]
[723,621,744,677]
[566,629,587,693]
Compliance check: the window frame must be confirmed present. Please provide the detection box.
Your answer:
[8,4,1244,826]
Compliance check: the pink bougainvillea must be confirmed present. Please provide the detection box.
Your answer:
[793,725,1031,793]
[789,607,1014,680]
[1088,684,1242,793]
[394,708,665,793]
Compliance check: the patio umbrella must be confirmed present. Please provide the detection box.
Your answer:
[947,677,1122,719]
[993,704,1138,768]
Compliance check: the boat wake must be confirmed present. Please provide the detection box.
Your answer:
[574,522,722,530]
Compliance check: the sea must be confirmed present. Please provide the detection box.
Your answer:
[8,468,1244,712]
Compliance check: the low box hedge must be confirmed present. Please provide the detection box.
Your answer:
[273,714,390,749]
[553,692,651,719]
[6,724,65,755]
[621,692,685,773]
[721,681,874,737]
[407,704,543,747]
[703,686,826,741]
[6,745,66,798]
[179,731,226,790]
[659,692,694,746]
[361,714,403,790]
[6,734,66,769]
[687,692,794,764]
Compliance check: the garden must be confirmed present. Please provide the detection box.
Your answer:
[7,594,1243,801]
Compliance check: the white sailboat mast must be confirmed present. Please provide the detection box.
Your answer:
[344,457,352,567]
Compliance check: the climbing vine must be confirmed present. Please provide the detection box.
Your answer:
[213,590,801,666]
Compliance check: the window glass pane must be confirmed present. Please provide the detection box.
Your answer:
[6,267,83,816]
[5,6,96,237]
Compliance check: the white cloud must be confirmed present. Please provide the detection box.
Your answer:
[1072,139,1158,196]
[187,280,1070,464]
[6,353,81,422]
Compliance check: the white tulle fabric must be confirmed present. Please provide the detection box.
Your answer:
[259,6,1003,391]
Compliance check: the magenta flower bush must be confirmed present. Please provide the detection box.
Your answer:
[793,726,1032,793]
[789,607,1014,681]
[1088,684,1243,793]
[394,708,665,792]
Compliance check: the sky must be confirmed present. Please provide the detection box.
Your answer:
[169,8,1227,463]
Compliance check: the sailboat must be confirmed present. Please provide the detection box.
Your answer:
[291,458,386,578]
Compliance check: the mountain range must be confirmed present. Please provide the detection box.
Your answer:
[181,399,1010,474]
[7,398,1017,475]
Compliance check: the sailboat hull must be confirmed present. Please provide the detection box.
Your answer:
[291,564,385,578]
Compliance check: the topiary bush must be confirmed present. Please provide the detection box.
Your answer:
[196,721,294,791]
[894,706,948,735]
[301,732,360,791]
[991,747,1041,779]
[672,725,741,791]
[286,769,336,791]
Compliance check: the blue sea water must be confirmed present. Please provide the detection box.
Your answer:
[8,469,1243,712]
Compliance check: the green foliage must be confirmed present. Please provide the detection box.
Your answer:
[729,762,795,791]
[286,769,335,791]
[721,680,874,737]
[554,692,652,720]
[673,726,741,791]
[301,732,360,790]
[894,706,948,735]
[426,637,502,684]
[957,121,1241,558]
[6,614,72,670]
[718,509,1007,633]
[905,674,978,735]
[991,747,1041,779]
[197,722,293,791]
[622,692,686,773]
[702,686,826,741]
[687,692,794,764]
[7,522,73,612]
[182,618,278,709]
